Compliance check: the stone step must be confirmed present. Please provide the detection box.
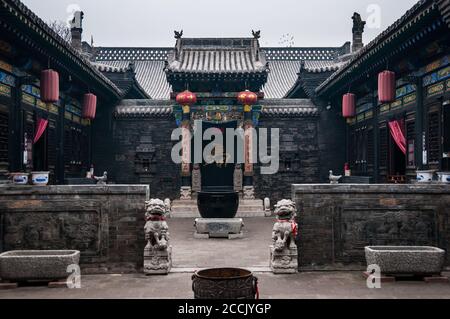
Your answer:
[171,199,267,218]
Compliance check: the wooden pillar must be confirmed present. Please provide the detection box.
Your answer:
[56,97,66,184]
[373,92,380,183]
[415,77,424,170]
[8,81,23,172]
[243,104,255,199]
[180,104,192,199]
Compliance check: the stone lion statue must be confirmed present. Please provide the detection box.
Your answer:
[144,199,170,251]
[272,199,298,252]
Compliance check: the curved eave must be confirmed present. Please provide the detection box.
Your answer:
[0,0,121,100]
[316,0,441,97]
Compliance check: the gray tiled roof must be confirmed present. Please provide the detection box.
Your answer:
[114,98,317,117]
[166,38,268,74]
[96,60,171,99]
[261,99,318,117]
[263,60,344,99]
[114,99,173,117]
[95,43,348,99]
[437,0,450,27]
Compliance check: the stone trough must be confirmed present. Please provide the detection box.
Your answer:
[0,250,80,282]
[365,246,445,275]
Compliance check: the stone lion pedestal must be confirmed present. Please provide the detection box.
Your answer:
[144,246,172,275]
[269,246,298,274]
[269,199,299,274]
[143,199,172,275]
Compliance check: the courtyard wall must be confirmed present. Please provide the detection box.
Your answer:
[293,184,450,269]
[0,185,149,273]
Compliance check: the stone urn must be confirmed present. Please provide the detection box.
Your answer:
[197,190,239,219]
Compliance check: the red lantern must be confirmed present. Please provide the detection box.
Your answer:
[342,93,356,118]
[82,93,97,120]
[378,70,396,103]
[40,69,59,103]
[237,90,258,106]
[176,90,197,106]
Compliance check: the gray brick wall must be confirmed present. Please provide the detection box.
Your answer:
[293,184,450,269]
[0,185,149,273]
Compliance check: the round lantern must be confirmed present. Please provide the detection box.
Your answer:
[378,70,396,103]
[82,93,97,120]
[40,69,59,103]
[342,93,356,118]
[176,90,197,113]
[237,90,258,112]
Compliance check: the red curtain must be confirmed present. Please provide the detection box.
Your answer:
[388,119,406,155]
[33,118,48,144]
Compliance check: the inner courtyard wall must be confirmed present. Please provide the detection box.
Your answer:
[293,184,450,269]
[254,116,321,204]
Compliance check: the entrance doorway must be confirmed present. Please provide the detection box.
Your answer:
[200,120,237,191]
[442,101,450,171]
[33,129,47,171]
[388,119,406,183]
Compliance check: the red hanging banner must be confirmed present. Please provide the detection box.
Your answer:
[33,118,48,144]
[388,119,406,155]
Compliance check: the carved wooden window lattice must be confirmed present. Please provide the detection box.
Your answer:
[47,120,57,176]
[367,126,374,169]
[428,111,440,165]
[24,111,34,170]
[379,125,388,170]
[349,129,356,168]
[406,118,416,168]
[0,104,8,171]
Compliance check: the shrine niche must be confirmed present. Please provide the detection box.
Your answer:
[134,145,156,174]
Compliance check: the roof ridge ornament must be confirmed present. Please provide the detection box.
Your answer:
[174,30,183,39]
[252,30,261,39]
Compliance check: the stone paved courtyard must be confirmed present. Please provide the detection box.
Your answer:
[1,272,450,299]
[170,218,273,270]
[1,217,450,299]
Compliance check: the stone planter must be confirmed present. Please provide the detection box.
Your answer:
[437,172,450,184]
[31,171,50,186]
[0,250,80,281]
[9,173,29,185]
[416,170,435,183]
[365,246,445,275]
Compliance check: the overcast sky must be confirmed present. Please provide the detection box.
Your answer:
[21,0,418,48]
